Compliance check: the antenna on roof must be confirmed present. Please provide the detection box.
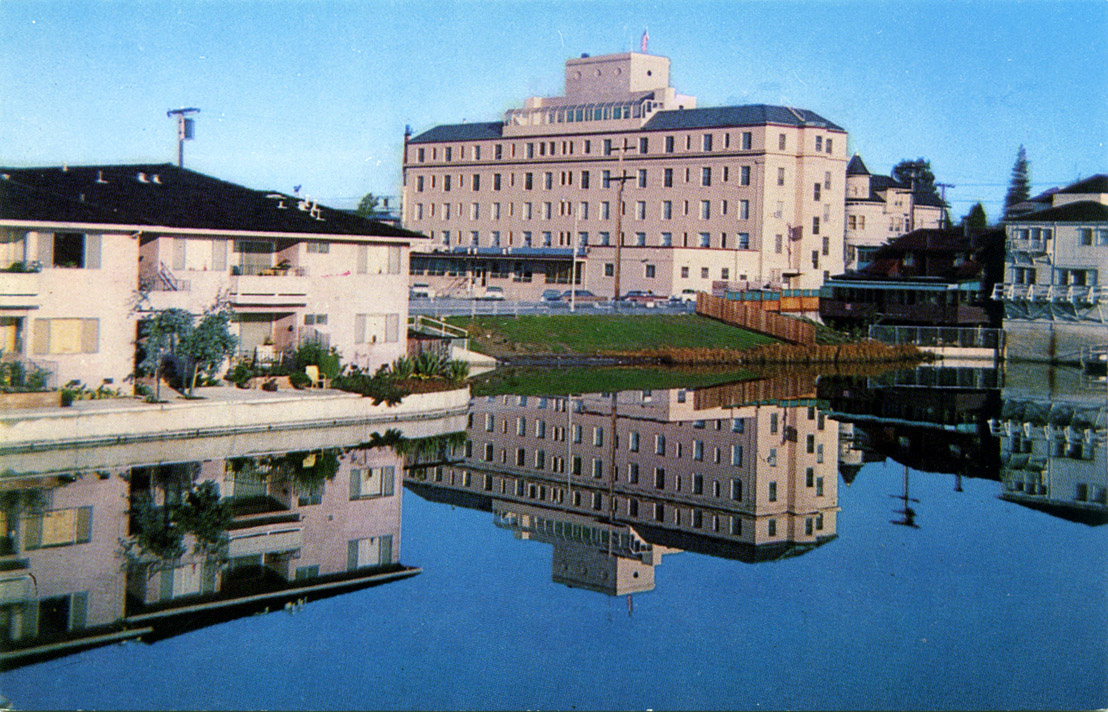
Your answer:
[167,107,200,167]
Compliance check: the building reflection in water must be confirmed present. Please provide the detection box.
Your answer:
[0,430,426,670]
[821,363,1107,526]
[404,375,841,596]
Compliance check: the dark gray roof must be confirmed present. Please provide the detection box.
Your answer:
[846,154,870,175]
[1008,201,1108,223]
[409,122,503,144]
[0,164,425,239]
[408,104,844,144]
[641,104,844,132]
[1057,174,1108,195]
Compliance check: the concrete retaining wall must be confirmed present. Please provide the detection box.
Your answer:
[0,387,470,453]
[1004,320,1108,363]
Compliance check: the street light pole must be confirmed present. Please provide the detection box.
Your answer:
[611,138,635,304]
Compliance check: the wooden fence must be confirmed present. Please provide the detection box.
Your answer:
[696,293,816,345]
[693,375,817,411]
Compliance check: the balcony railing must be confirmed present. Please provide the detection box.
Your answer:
[991,283,1106,303]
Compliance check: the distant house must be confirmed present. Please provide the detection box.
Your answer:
[0,164,425,387]
[994,174,1108,362]
[844,154,947,272]
[820,227,1005,330]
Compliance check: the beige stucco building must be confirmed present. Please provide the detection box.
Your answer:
[401,51,847,300]
[843,154,946,272]
[0,165,423,388]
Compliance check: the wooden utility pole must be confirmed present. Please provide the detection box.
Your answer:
[611,138,635,302]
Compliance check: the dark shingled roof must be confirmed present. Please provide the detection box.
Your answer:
[408,122,504,144]
[1008,200,1108,223]
[1057,174,1108,195]
[846,154,870,175]
[641,104,844,132]
[0,164,424,239]
[408,103,845,144]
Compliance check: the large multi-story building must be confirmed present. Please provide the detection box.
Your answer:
[405,379,840,595]
[0,164,422,386]
[844,154,946,271]
[401,51,847,300]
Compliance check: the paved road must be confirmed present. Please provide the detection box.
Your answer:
[409,298,696,317]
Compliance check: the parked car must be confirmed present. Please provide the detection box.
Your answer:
[410,283,436,299]
[542,289,564,302]
[670,288,699,303]
[559,289,606,303]
[478,286,506,301]
[620,290,664,306]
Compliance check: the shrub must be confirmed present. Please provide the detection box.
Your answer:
[288,371,311,389]
[226,361,255,388]
[446,359,471,384]
[60,388,75,407]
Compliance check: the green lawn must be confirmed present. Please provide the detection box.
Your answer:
[470,366,760,397]
[446,314,775,357]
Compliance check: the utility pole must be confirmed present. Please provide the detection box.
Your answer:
[167,107,200,168]
[611,138,635,303]
[935,182,955,229]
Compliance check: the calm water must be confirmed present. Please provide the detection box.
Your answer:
[1,364,1105,710]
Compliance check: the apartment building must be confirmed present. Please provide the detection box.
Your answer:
[401,51,847,300]
[0,164,423,387]
[0,437,412,667]
[404,382,840,592]
[844,154,946,271]
[993,174,1108,361]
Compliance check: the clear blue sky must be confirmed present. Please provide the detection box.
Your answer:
[2,0,1105,221]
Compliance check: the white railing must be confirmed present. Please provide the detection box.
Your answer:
[991,283,1105,303]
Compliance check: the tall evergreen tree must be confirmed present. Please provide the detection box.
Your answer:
[892,158,938,197]
[1003,145,1031,220]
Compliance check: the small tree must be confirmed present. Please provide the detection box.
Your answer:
[179,307,238,396]
[962,203,988,231]
[139,308,194,401]
[1003,145,1031,221]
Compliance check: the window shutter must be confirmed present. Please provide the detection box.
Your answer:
[76,506,93,542]
[378,535,393,565]
[382,466,394,496]
[388,246,401,274]
[81,319,99,354]
[349,468,362,499]
[84,234,101,269]
[356,245,369,274]
[23,513,43,549]
[36,233,53,266]
[69,591,89,630]
[385,314,399,343]
[173,238,187,271]
[212,239,228,271]
[354,314,366,344]
[32,319,50,355]
[347,540,359,571]
[160,567,175,602]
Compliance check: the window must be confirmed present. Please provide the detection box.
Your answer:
[768,481,777,502]
[700,201,711,220]
[778,133,786,150]
[593,427,604,447]
[592,458,603,478]
[777,167,786,186]
[645,263,655,278]
[524,173,533,190]
[655,434,666,455]
[739,199,750,220]
[542,202,552,220]
[731,445,743,467]
[730,479,743,501]
[635,201,646,220]
[417,147,426,162]
[46,232,99,269]
[637,169,647,188]
[661,232,672,246]
[740,165,751,186]
[815,136,823,152]
[702,134,713,151]
[639,137,649,154]
[721,267,730,280]
[634,232,647,247]
[580,170,590,190]
[664,168,673,187]
[32,318,99,355]
[701,266,710,278]
[701,167,711,187]
[826,138,833,154]
[604,263,614,276]
[699,233,710,248]
[741,131,752,150]
[825,171,832,189]
[604,138,613,156]
[349,466,396,500]
[665,136,674,152]
[472,174,480,191]
[814,183,821,201]
[22,506,93,549]
[812,217,820,235]
[738,233,750,250]
[443,175,451,192]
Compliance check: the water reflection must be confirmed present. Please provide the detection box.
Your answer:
[1,434,418,670]
[405,375,841,596]
[821,363,1107,525]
